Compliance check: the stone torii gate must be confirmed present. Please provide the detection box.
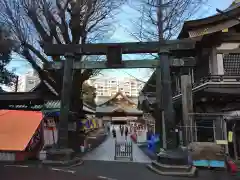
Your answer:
[43,39,195,161]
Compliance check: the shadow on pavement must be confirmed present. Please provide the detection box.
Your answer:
[0,165,99,180]
[0,160,236,180]
[71,160,236,180]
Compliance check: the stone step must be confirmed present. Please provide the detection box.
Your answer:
[147,164,198,177]
[152,160,192,172]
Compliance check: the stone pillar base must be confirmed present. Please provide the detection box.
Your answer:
[42,148,83,167]
[157,148,189,165]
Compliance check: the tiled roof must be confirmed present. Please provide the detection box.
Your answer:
[44,100,60,109]
[43,100,95,113]
[178,4,240,38]
[0,110,42,151]
[188,19,239,38]
[8,105,42,110]
[98,91,136,106]
[225,1,240,12]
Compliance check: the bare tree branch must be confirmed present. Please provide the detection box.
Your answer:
[0,0,125,116]
[128,0,207,41]
[0,0,125,91]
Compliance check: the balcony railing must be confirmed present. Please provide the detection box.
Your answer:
[173,75,240,97]
[192,75,240,88]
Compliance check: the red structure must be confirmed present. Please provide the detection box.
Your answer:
[0,110,43,161]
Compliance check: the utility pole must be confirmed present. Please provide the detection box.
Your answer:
[156,0,177,149]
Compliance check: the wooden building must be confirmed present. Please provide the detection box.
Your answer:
[96,91,143,124]
[42,100,97,149]
[138,2,240,159]
[0,81,96,152]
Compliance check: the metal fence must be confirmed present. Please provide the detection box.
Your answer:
[114,141,133,161]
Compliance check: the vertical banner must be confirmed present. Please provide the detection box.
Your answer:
[228,131,233,142]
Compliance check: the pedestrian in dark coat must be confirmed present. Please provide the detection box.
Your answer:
[125,126,129,140]
[112,127,116,138]
[120,125,124,136]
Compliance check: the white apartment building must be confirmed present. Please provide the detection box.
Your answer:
[17,70,40,92]
[87,77,144,100]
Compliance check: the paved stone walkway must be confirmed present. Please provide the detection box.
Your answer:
[82,128,151,163]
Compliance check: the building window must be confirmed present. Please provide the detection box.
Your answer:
[28,80,34,84]
[223,54,240,75]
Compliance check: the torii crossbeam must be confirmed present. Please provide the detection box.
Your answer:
[42,39,196,151]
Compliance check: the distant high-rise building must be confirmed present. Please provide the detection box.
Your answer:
[17,70,40,92]
[87,77,144,104]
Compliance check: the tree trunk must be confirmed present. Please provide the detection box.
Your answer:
[153,108,162,137]
[69,72,85,151]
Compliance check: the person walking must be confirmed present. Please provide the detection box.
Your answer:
[120,125,124,136]
[112,126,116,138]
[124,126,129,140]
[107,125,110,135]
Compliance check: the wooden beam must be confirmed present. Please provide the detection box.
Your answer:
[0,92,42,101]
[219,33,240,42]
[42,39,195,55]
[217,48,240,54]
[0,104,43,111]
[44,57,195,70]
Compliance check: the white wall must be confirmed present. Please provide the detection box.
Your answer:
[17,70,40,92]
[43,129,58,146]
[0,152,15,161]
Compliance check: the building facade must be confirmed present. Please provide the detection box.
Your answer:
[17,70,40,92]
[87,77,144,104]
[138,2,240,159]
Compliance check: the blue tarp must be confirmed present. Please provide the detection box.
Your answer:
[193,160,225,168]
[147,134,160,152]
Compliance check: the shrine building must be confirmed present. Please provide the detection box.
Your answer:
[96,91,143,125]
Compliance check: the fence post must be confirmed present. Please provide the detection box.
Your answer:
[114,140,116,160]
[194,118,197,141]
[223,118,229,155]
[130,142,133,161]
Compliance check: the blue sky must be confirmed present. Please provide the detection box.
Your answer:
[6,0,234,82]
